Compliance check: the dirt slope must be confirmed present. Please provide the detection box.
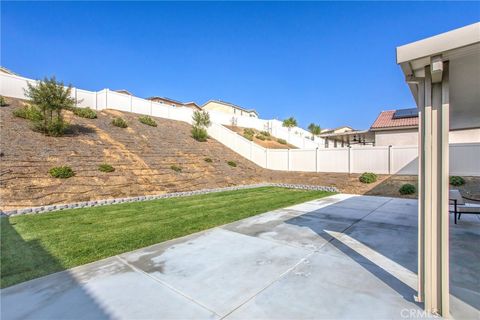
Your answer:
[2,97,477,211]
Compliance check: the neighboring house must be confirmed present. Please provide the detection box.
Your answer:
[147,96,201,111]
[318,126,374,148]
[183,102,202,111]
[202,100,259,118]
[370,108,480,146]
[114,89,133,95]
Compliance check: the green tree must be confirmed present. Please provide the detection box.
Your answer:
[191,110,211,141]
[308,123,321,139]
[192,110,211,128]
[24,76,74,136]
[282,117,297,130]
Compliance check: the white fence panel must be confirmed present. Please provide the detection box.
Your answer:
[131,97,151,115]
[391,146,418,175]
[169,107,193,123]
[95,90,107,110]
[251,144,267,167]
[0,73,31,99]
[290,149,317,172]
[351,147,389,174]
[107,91,131,112]
[450,143,480,176]
[76,89,96,108]
[267,149,288,171]
[233,137,252,159]
[317,148,349,173]
[151,102,170,119]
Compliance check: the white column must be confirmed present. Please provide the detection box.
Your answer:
[418,61,450,317]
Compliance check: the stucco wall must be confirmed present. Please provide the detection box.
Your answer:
[374,128,480,146]
[374,129,418,146]
[203,101,257,118]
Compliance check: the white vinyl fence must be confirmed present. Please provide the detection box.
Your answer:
[1,72,479,176]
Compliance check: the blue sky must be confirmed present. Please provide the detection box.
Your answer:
[2,2,478,129]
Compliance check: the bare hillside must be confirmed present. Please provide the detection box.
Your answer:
[4,97,476,211]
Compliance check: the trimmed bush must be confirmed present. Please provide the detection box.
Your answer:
[112,117,128,128]
[139,115,157,127]
[12,105,43,121]
[227,161,237,167]
[98,163,115,173]
[449,176,465,186]
[359,172,377,184]
[0,96,7,107]
[260,130,270,137]
[171,165,182,172]
[73,107,97,119]
[277,138,287,145]
[49,166,75,179]
[204,158,213,163]
[243,133,254,141]
[399,184,416,195]
[256,134,266,141]
[243,128,255,136]
[191,126,208,141]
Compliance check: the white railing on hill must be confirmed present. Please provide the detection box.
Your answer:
[1,72,479,176]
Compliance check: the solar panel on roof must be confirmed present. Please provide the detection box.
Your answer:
[393,108,418,119]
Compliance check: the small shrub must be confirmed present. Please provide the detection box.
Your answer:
[139,115,157,127]
[449,176,465,186]
[204,158,213,163]
[98,163,115,173]
[243,128,255,136]
[49,166,75,179]
[12,105,43,121]
[277,138,287,145]
[243,133,254,141]
[227,161,237,167]
[171,165,182,172]
[191,125,208,141]
[399,184,416,195]
[112,117,128,128]
[256,134,266,141]
[33,117,69,136]
[260,130,270,137]
[359,172,377,184]
[192,110,211,128]
[73,107,97,119]
[0,96,7,107]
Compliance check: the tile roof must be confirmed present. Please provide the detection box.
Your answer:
[370,110,418,130]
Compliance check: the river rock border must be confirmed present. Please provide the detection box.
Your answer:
[1,183,338,217]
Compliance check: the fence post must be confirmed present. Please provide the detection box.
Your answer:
[73,87,78,107]
[95,91,98,110]
[130,95,133,112]
[150,100,153,116]
[265,149,269,169]
[105,89,109,108]
[287,149,291,171]
[388,145,392,175]
[348,146,352,174]
[250,141,253,160]
[316,147,319,173]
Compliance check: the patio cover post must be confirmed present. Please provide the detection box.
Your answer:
[417,61,450,317]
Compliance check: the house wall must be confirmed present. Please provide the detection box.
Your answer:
[375,128,480,146]
[203,101,258,118]
[374,129,418,146]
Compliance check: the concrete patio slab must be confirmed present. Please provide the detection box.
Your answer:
[119,228,311,316]
[1,194,479,320]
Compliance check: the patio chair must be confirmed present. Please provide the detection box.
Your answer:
[449,189,480,224]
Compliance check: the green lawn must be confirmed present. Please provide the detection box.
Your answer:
[1,187,334,288]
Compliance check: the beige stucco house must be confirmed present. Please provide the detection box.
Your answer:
[371,108,480,146]
[202,100,259,118]
[147,96,201,110]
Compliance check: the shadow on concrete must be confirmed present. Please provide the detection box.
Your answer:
[0,217,110,319]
